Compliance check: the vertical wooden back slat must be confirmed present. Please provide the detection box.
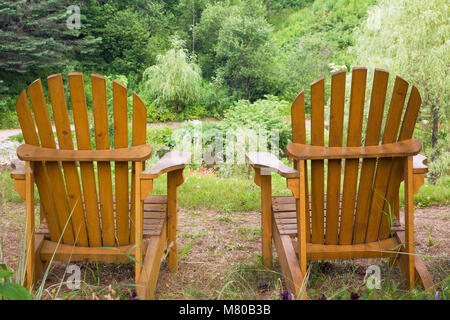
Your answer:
[352,69,389,244]
[325,70,346,244]
[28,79,75,244]
[68,73,102,246]
[339,67,367,245]
[291,91,310,241]
[365,76,409,242]
[113,81,130,245]
[48,74,89,246]
[130,93,147,243]
[310,78,325,244]
[378,86,422,239]
[16,91,60,241]
[91,74,115,247]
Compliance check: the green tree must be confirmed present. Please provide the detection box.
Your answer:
[142,39,203,115]
[194,2,236,79]
[0,0,99,95]
[196,0,275,100]
[174,0,210,54]
[270,0,374,103]
[215,11,275,100]
[82,1,173,86]
[354,0,449,181]
[101,9,153,87]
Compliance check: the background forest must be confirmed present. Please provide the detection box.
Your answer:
[0,0,448,184]
[0,0,449,300]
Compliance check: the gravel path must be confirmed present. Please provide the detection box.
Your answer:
[0,128,21,142]
[0,129,21,167]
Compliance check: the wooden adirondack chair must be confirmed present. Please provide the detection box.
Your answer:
[10,73,191,299]
[247,67,433,298]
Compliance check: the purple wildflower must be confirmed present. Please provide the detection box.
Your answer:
[350,292,360,300]
[281,290,292,300]
[435,291,439,300]
[319,294,327,300]
[129,290,138,300]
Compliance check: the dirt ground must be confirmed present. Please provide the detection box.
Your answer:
[0,199,448,300]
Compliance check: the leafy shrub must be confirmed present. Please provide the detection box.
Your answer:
[199,79,234,118]
[169,96,292,175]
[146,126,174,159]
[171,121,225,169]
[0,96,18,129]
[179,105,208,121]
[141,39,203,116]
[223,95,291,155]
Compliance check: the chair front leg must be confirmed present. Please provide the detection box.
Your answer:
[134,161,150,284]
[404,156,415,289]
[167,169,184,272]
[254,167,273,268]
[24,161,35,290]
[287,160,307,276]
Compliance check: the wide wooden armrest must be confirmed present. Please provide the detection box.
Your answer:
[246,152,299,178]
[17,144,152,162]
[10,159,26,180]
[287,139,421,160]
[413,154,428,174]
[140,151,192,179]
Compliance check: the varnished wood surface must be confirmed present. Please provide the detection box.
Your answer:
[287,139,421,160]
[246,152,298,178]
[17,144,152,162]
[141,151,192,179]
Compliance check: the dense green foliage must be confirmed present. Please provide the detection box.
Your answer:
[141,39,204,120]
[353,0,449,183]
[0,0,447,183]
[223,95,291,154]
[0,0,372,124]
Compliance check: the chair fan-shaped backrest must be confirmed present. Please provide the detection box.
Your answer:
[15,73,148,247]
[291,67,421,245]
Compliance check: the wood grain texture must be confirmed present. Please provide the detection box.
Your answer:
[260,174,273,268]
[137,220,167,299]
[28,79,75,244]
[25,162,35,289]
[378,86,422,239]
[297,160,307,274]
[113,80,130,245]
[16,90,60,241]
[47,74,88,246]
[68,73,102,247]
[272,214,306,299]
[290,90,310,242]
[339,67,367,245]
[403,156,415,289]
[245,152,298,178]
[293,237,400,260]
[167,170,183,272]
[365,76,409,242]
[92,74,115,246]
[287,139,421,160]
[130,92,147,243]
[325,70,346,244]
[141,151,192,179]
[39,240,148,262]
[395,231,432,290]
[310,77,325,244]
[17,144,151,162]
[353,69,389,244]
[134,161,144,283]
